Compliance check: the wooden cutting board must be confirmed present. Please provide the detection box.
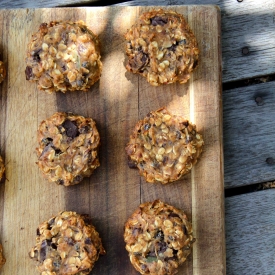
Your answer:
[0,5,224,275]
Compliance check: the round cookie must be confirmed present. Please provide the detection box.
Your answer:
[124,200,195,275]
[25,20,102,93]
[0,243,5,269]
[36,112,100,186]
[29,211,106,275]
[124,9,199,86]
[125,107,204,184]
[0,61,6,84]
[0,156,5,181]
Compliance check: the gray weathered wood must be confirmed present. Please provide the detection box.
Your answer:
[225,188,275,274]
[115,0,275,83]
[223,81,275,188]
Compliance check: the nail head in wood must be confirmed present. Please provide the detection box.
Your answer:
[266,157,274,165]
[242,47,249,55]
[255,96,264,106]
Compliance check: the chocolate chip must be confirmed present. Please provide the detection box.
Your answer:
[168,212,180,219]
[25,66,33,80]
[85,238,92,245]
[33,49,42,62]
[62,119,79,138]
[73,175,83,184]
[129,51,149,72]
[54,148,62,156]
[179,39,187,45]
[155,230,164,241]
[157,241,167,253]
[51,243,57,249]
[80,26,87,33]
[82,61,90,69]
[151,16,168,26]
[132,227,142,237]
[176,131,181,139]
[182,225,188,235]
[42,137,53,146]
[79,125,91,134]
[39,240,50,262]
[128,158,138,169]
[57,179,64,185]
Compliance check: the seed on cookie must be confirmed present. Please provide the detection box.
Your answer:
[36,112,100,186]
[125,107,204,184]
[124,9,199,86]
[124,200,195,275]
[25,20,102,93]
[0,156,5,181]
[29,211,106,275]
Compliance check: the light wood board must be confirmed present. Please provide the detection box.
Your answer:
[0,6,224,274]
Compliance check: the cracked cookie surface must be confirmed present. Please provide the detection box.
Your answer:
[0,243,5,269]
[124,9,199,86]
[29,211,106,275]
[125,107,204,184]
[0,156,5,181]
[124,200,194,275]
[36,112,100,186]
[25,20,102,93]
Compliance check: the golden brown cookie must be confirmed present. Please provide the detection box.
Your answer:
[126,107,204,184]
[0,61,6,84]
[0,243,5,269]
[124,200,195,275]
[0,156,5,181]
[25,21,102,93]
[36,112,100,186]
[124,9,199,86]
[29,211,105,275]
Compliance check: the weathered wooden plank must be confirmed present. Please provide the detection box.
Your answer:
[115,0,275,83]
[223,81,275,188]
[225,189,275,274]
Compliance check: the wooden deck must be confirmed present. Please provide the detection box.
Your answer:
[0,0,274,274]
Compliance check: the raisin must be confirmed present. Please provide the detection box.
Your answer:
[151,16,168,26]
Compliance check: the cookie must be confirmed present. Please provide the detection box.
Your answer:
[124,200,195,275]
[0,243,5,269]
[0,61,6,84]
[124,9,199,86]
[25,20,102,93]
[125,107,204,184]
[36,112,100,186]
[0,156,5,181]
[29,211,106,275]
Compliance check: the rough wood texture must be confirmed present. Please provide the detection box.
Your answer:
[223,81,275,188]
[115,0,275,83]
[225,189,275,274]
[0,6,224,275]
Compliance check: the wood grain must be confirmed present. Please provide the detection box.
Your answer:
[0,6,224,275]
[225,189,275,274]
[223,81,275,188]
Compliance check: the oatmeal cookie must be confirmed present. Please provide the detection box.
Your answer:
[124,8,199,86]
[124,200,194,275]
[126,107,204,184]
[29,211,106,275]
[25,20,102,93]
[36,112,100,186]
[0,243,5,269]
[0,61,6,83]
[0,155,5,181]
